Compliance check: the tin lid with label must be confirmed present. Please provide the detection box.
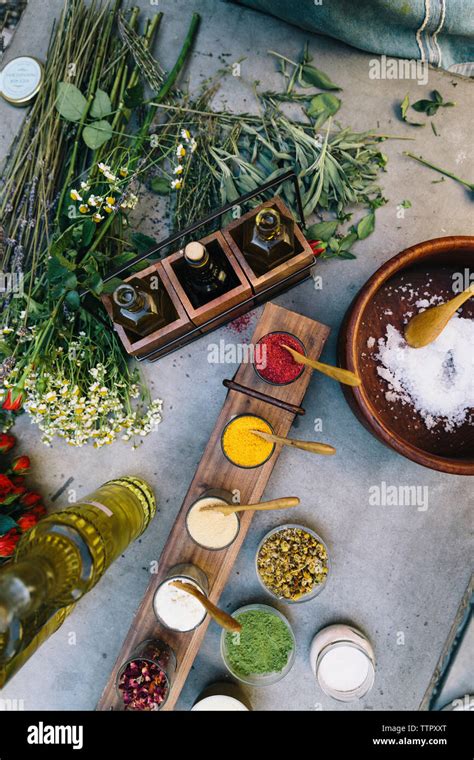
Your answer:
[0,56,43,106]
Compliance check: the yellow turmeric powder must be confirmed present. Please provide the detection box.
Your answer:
[222,414,274,468]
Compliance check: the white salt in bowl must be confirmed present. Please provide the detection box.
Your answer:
[339,236,474,475]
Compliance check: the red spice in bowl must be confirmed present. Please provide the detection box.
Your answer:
[255,332,306,385]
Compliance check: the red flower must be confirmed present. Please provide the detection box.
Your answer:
[0,434,16,454]
[0,528,20,557]
[27,504,47,519]
[11,455,31,475]
[2,389,23,412]
[17,513,39,531]
[11,485,27,498]
[308,239,326,257]
[0,474,15,495]
[20,491,42,508]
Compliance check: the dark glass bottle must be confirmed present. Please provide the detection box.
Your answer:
[242,207,295,276]
[182,241,228,305]
[112,277,170,337]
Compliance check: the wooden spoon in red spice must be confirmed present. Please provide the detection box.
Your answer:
[281,344,362,387]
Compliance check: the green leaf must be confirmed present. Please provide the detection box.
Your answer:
[83,120,113,150]
[357,212,375,239]
[0,514,17,534]
[50,226,75,258]
[87,272,103,296]
[80,219,96,248]
[131,232,158,255]
[48,256,69,283]
[90,89,112,119]
[150,177,171,195]
[307,93,341,128]
[400,199,412,209]
[412,98,437,113]
[102,277,125,295]
[56,83,87,122]
[306,220,339,241]
[54,250,76,272]
[400,94,425,127]
[124,81,144,108]
[339,231,358,251]
[65,273,78,291]
[433,89,443,103]
[65,290,81,310]
[301,64,341,91]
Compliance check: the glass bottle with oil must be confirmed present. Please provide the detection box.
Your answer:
[112,277,172,337]
[182,241,228,305]
[242,206,295,276]
[0,477,156,686]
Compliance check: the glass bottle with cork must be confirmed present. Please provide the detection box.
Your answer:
[182,241,228,306]
[242,206,295,276]
[0,477,156,686]
[112,277,172,337]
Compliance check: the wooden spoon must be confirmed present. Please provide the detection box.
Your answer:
[200,496,300,515]
[171,580,241,633]
[280,344,361,387]
[251,429,336,455]
[405,284,474,348]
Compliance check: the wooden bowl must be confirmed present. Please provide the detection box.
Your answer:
[339,236,474,475]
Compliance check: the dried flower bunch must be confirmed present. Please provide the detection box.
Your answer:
[0,0,200,447]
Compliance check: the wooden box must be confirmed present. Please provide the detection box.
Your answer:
[222,195,314,294]
[101,260,192,358]
[161,230,253,327]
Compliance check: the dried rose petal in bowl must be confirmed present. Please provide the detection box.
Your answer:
[118,659,170,711]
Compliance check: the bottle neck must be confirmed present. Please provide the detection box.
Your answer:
[113,285,146,313]
[0,557,54,636]
[255,208,282,241]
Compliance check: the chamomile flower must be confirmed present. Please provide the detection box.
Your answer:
[88,195,98,207]
[70,189,82,201]
[80,181,90,191]
[92,212,104,223]
[176,143,186,158]
[171,178,182,190]
[181,128,191,142]
[190,137,197,153]
[173,165,184,175]
[79,204,89,214]
[119,167,129,177]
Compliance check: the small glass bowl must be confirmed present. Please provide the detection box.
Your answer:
[220,603,296,686]
[116,638,177,711]
[153,563,209,632]
[255,523,330,604]
[221,413,276,469]
[253,330,306,386]
[185,488,240,551]
[310,624,376,701]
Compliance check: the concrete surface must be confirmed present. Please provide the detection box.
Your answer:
[0,0,473,711]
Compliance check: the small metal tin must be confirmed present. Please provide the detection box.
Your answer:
[0,56,44,106]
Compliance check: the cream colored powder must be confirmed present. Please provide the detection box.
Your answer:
[186,497,239,549]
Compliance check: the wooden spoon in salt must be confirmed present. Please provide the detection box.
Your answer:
[171,580,242,633]
[405,284,474,348]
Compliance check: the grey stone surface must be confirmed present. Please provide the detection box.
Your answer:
[0,0,472,711]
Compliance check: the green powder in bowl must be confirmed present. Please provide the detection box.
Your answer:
[221,603,296,686]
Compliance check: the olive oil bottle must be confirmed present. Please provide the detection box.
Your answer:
[182,241,228,305]
[0,477,156,686]
[242,206,295,276]
[112,277,171,337]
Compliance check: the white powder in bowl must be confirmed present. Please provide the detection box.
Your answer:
[153,577,206,632]
[376,315,474,432]
[192,695,249,711]
[318,645,370,692]
[186,497,239,549]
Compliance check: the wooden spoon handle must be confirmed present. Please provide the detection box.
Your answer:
[252,429,336,455]
[450,284,474,310]
[171,581,241,633]
[281,344,361,387]
[230,497,300,514]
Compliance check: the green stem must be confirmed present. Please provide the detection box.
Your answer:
[404,152,474,191]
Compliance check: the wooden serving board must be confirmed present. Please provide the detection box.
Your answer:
[97,303,329,710]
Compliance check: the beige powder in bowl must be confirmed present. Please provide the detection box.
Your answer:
[186,497,239,550]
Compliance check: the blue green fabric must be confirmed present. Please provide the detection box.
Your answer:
[227,0,474,74]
